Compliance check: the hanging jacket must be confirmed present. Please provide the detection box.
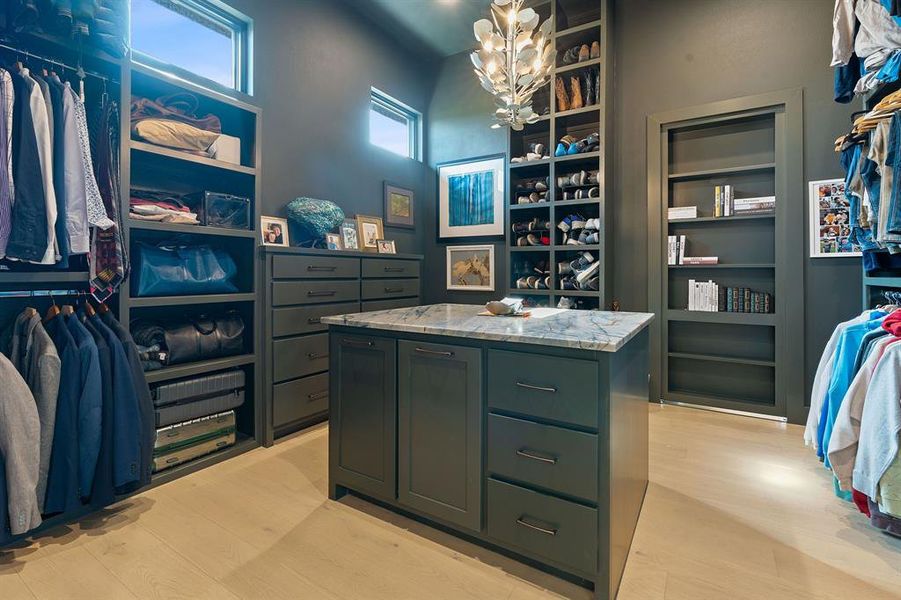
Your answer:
[66,315,102,498]
[79,312,114,507]
[854,341,901,499]
[0,353,41,535]
[0,68,14,259]
[21,69,58,265]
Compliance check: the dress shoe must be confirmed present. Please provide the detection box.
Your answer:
[590,41,600,59]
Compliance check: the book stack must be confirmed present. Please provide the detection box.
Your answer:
[668,206,697,221]
[717,287,773,313]
[668,235,718,265]
[733,196,775,215]
[687,280,719,312]
[714,185,734,217]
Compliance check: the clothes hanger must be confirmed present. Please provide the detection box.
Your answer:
[78,290,96,317]
[43,291,60,322]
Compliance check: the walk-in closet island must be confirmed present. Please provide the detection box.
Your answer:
[323,304,653,600]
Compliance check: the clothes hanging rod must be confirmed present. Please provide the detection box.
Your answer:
[0,41,117,83]
[0,289,89,299]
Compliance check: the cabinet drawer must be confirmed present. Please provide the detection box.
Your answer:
[362,259,420,279]
[272,302,359,337]
[361,297,420,313]
[272,254,360,279]
[272,333,329,383]
[487,349,598,429]
[361,278,419,301]
[487,478,597,576]
[272,280,360,306]
[487,414,597,502]
[273,372,329,429]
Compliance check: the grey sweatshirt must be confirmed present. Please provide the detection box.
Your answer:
[854,342,901,500]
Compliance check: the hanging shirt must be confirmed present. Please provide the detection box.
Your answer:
[879,444,901,516]
[21,68,58,265]
[67,83,113,231]
[0,68,13,259]
[52,75,90,255]
[854,341,901,499]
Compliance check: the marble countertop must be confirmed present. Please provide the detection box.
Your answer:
[322,304,654,352]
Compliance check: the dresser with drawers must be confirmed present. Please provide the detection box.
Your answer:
[260,247,422,444]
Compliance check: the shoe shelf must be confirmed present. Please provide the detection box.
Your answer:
[555,57,602,75]
[510,157,551,169]
[553,150,601,163]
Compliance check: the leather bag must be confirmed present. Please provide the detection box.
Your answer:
[163,312,245,365]
[132,242,238,297]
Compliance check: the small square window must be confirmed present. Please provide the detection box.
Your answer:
[130,0,251,93]
[370,88,421,160]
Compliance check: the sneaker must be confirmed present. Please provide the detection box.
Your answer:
[578,230,599,244]
[557,296,577,309]
[575,260,600,284]
[585,218,600,230]
[558,260,573,275]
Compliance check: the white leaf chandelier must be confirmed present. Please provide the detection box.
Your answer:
[471,0,556,131]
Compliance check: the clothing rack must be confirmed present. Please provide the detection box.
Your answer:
[0,289,89,299]
[0,41,117,83]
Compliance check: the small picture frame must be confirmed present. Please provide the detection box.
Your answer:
[808,178,860,258]
[384,182,415,229]
[326,233,343,250]
[376,239,396,254]
[340,219,359,250]
[446,244,495,291]
[356,215,384,253]
[260,216,289,246]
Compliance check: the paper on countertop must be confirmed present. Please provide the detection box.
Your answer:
[527,307,568,319]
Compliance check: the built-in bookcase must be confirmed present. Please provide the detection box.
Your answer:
[648,91,804,422]
[505,0,613,310]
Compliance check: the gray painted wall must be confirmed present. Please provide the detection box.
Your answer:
[613,0,858,406]
[225,0,436,255]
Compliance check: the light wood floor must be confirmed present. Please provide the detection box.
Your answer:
[1,404,900,599]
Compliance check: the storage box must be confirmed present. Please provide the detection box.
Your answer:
[185,192,252,230]
[209,133,241,165]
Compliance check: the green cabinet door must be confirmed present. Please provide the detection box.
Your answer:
[330,333,397,501]
[397,340,482,532]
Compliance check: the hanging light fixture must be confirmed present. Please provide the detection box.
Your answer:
[471,0,556,130]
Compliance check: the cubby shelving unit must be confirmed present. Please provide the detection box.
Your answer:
[505,0,612,310]
[648,90,804,422]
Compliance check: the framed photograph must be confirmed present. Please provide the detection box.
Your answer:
[384,182,415,229]
[325,233,343,250]
[340,219,359,250]
[446,244,495,291]
[437,154,505,240]
[261,216,289,246]
[376,239,397,254]
[809,178,860,258]
[356,215,384,252]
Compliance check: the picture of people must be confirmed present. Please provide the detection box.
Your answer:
[809,179,860,258]
[260,216,290,247]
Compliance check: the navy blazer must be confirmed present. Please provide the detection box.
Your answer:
[66,315,103,498]
[43,316,82,515]
[80,312,114,507]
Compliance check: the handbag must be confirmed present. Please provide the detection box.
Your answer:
[162,312,245,365]
[132,242,238,297]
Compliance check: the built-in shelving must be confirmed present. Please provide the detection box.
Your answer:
[144,354,257,384]
[129,292,256,308]
[668,213,775,224]
[131,140,257,175]
[128,219,257,238]
[667,162,776,181]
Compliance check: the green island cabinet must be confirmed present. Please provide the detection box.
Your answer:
[324,304,653,600]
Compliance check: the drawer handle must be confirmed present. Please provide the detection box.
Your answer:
[308,317,322,324]
[308,391,328,401]
[307,265,337,272]
[308,290,337,297]
[384,266,404,272]
[516,517,557,537]
[308,352,329,360]
[342,338,373,348]
[384,287,404,293]
[515,381,557,393]
[515,449,558,465]
[414,347,455,358]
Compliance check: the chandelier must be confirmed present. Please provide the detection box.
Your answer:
[471,0,556,130]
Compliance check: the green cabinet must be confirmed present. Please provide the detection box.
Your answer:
[329,333,396,501]
[397,341,482,531]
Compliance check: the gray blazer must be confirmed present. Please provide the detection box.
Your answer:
[0,353,42,534]
[4,311,61,512]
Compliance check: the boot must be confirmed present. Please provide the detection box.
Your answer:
[555,77,569,112]
[581,68,595,106]
[570,75,583,110]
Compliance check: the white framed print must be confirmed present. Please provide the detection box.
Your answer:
[261,216,289,246]
[808,178,860,258]
[446,244,495,291]
[437,154,505,240]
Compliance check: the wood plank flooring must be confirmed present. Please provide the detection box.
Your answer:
[1,404,899,599]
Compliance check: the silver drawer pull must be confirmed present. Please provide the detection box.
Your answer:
[515,449,558,465]
[515,381,557,393]
[414,347,455,357]
[342,339,373,347]
[308,352,329,360]
[308,391,329,401]
[516,517,557,536]
[307,265,337,272]
[308,317,322,324]
[384,267,404,272]
[307,290,336,297]
[384,287,404,293]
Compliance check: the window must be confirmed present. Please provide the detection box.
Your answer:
[130,0,251,93]
[370,88,421,160]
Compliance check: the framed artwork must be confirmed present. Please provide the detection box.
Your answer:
[446,244,495,291]
[376,239,397,254]
[340,219,359,250]
[326,233,343,250]
[356,215,384,252]
[384,182,415,229]
[260,216,289,246]
[437,154,505,240]
[809,178,860,258]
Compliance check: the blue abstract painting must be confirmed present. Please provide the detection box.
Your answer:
[448,171,495,227]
